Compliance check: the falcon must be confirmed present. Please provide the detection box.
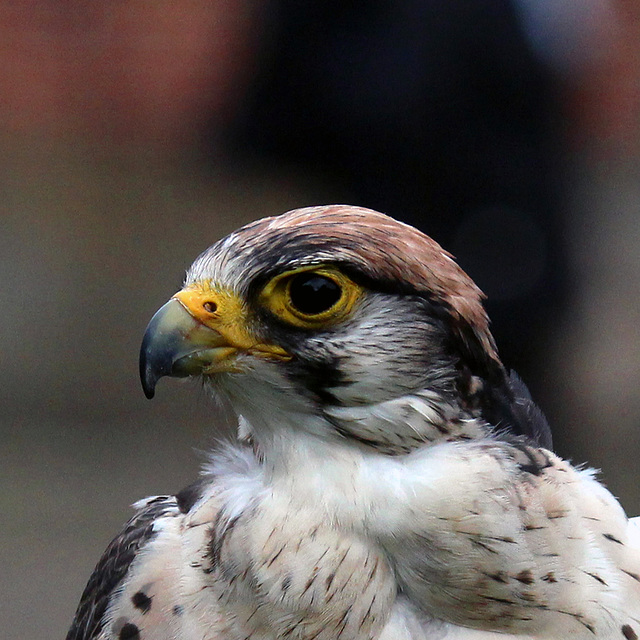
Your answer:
[67,205,640,640]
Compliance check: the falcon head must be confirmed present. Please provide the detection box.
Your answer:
[140,205,549,455]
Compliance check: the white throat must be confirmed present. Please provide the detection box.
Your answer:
[218,373,486,515]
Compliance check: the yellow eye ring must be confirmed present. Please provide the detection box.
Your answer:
[259,265,362,328]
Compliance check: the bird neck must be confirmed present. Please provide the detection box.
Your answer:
[226,392,490,532]
[235,386,487,479]
[320,389,486,454]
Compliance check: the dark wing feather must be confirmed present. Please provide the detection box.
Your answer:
[483,370,553,450]
[504,370,553,450]
[66,496,177,640]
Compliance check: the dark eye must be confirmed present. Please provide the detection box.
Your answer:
[288,273,342,315]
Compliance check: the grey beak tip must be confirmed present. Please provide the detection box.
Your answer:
[139,311,164,400]
[139,297,210,399]
[141,373,156,399]
[139,346,158,399]
[139,298,193,399]
[143,385,156,400]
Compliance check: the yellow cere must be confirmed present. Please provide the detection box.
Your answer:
[172,283,261,353]
[259,265,363,329]
[173,283,291,361]
[174,283,248,332]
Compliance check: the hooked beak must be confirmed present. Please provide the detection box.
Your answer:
[139,298,236,399]
[139,286,290,399]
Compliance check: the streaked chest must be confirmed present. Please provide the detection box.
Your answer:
[191,477,397,640]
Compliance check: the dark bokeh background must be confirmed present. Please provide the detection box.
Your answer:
[1,3,639,638]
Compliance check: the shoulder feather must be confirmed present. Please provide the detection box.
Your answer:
[66,495,178,640]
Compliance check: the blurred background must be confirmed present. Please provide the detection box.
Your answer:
[1,2,638,637]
